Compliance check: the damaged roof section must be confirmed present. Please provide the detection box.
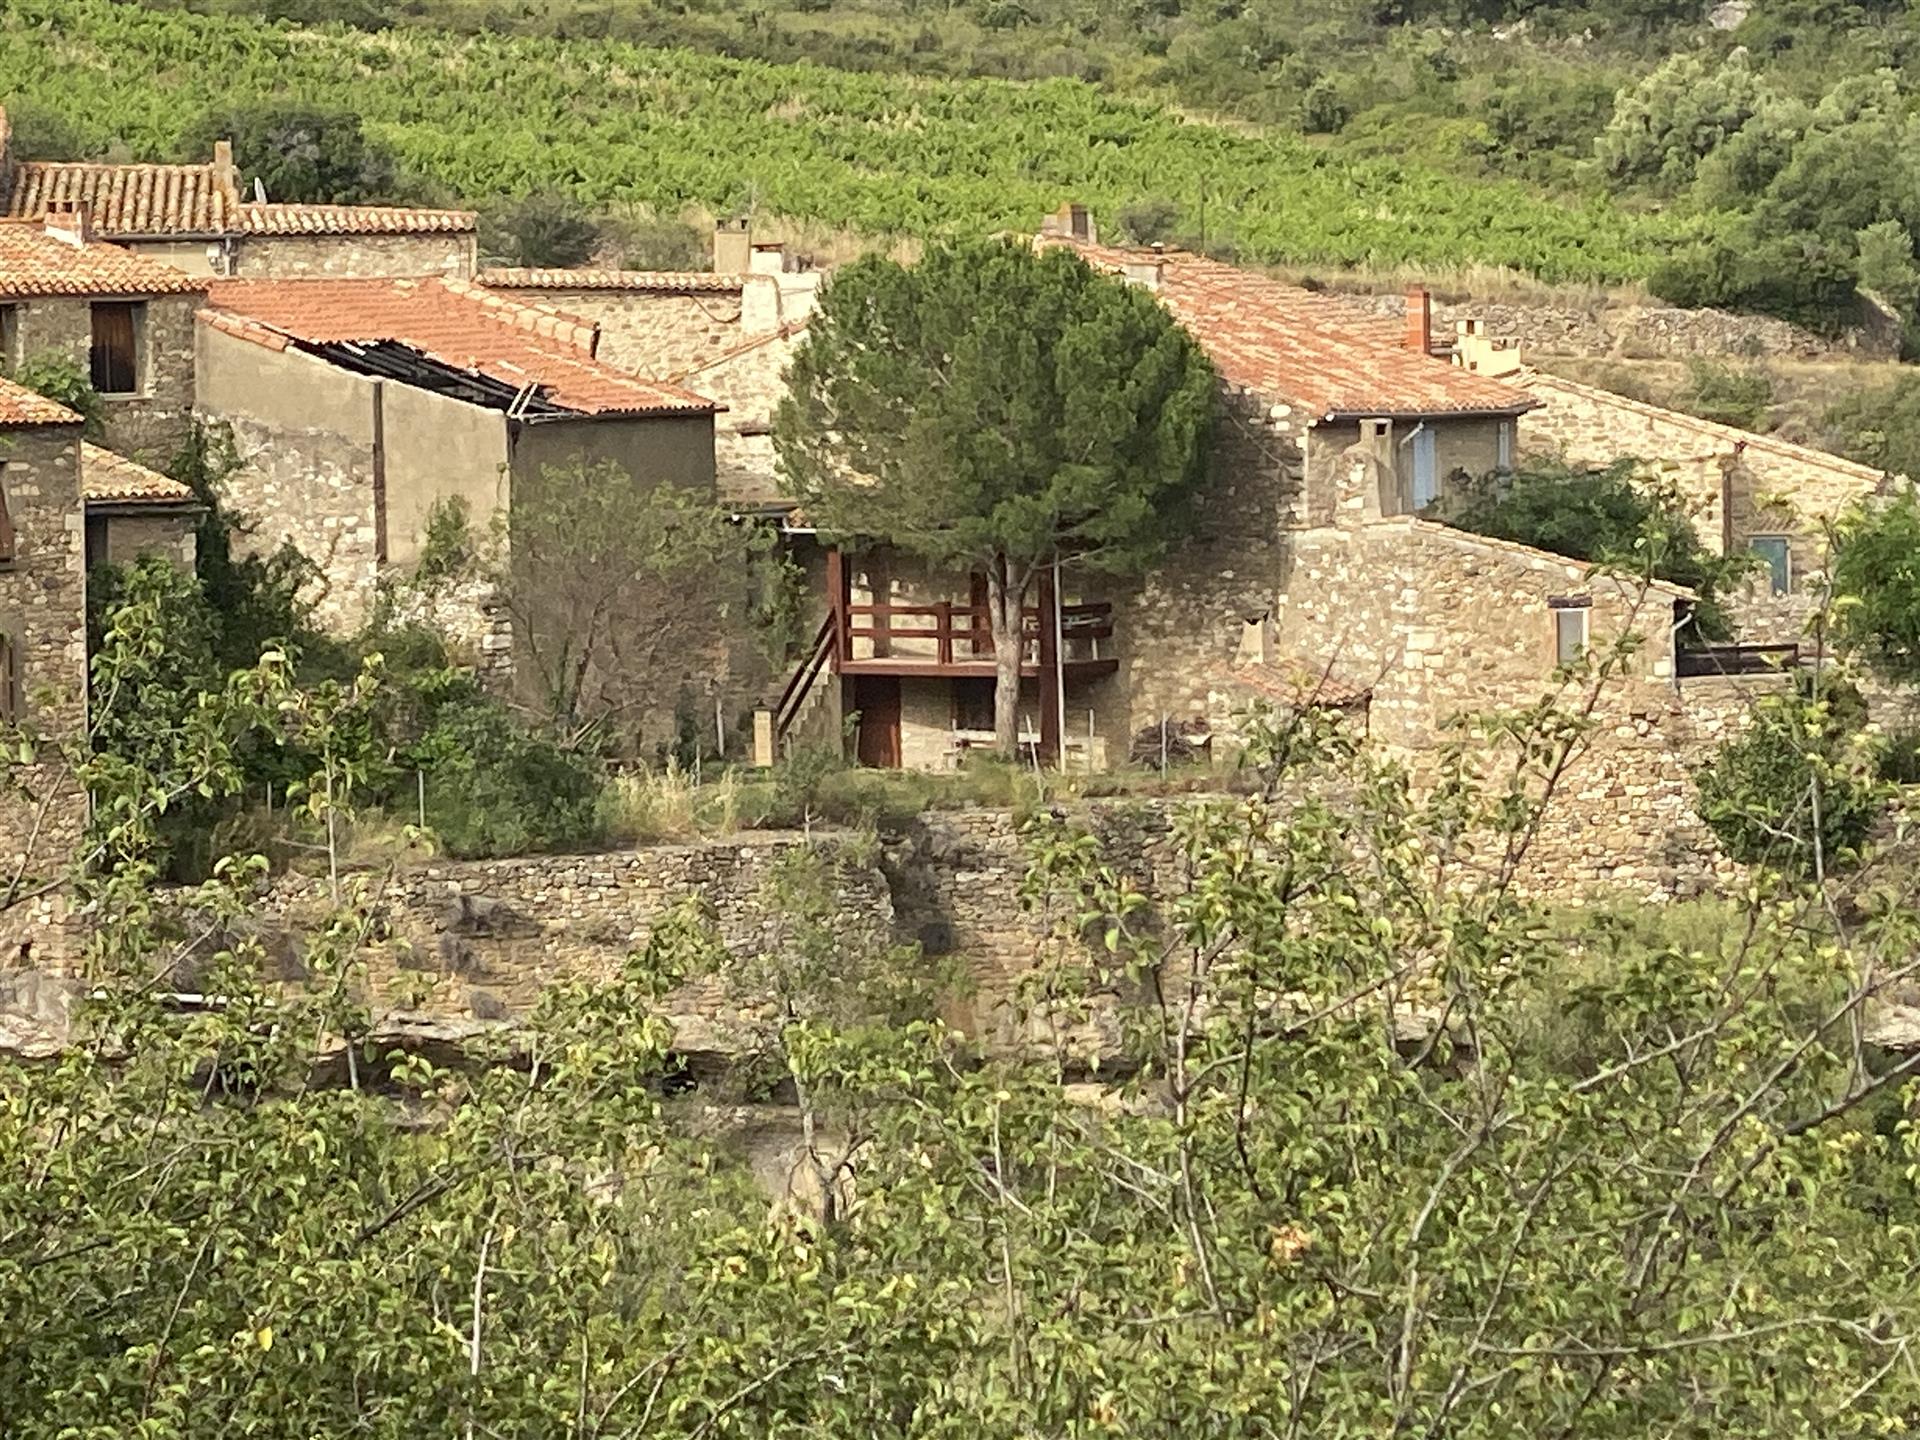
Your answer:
[202,276,720,420]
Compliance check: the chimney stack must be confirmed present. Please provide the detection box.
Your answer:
[749,241,789,276]
[43,200,91,247]
[714,217,752,274]
[212,138,239,193]
[1405,286,1433,355]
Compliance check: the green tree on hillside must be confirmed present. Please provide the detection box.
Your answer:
[776,239,1217,754]
[177,101,401,203]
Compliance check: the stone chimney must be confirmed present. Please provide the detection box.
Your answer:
[1453,319,1522,377]
[749,241,789,276]
[212,138,240,197]
[714,217,752,274]
[43,201,91,247]
[1120,257,1164,289]
[1405,286,1433,355]
[1040,201,1097,245]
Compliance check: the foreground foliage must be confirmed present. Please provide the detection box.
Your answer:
[4,584,1920,1432]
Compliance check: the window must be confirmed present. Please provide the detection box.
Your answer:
[1749,535,1791,596]
[952,677,995,733]
[1410,425,1438,509]
[1496,419,1514,471]
[1553,601,1590,668]
[89,300,142,395]
[0,462,13,564]
[0,304,17,369]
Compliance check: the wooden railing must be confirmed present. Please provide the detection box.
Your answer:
[843,601,1113,665]
[774,612,838,743]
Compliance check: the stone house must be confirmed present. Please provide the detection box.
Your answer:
[81,443,200,572]
[1511,368,1896,647]
[194,274,721,658]
[0,108,478,280]
[0,212,206,459]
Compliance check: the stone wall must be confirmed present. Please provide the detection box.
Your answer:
[0,424,88,966]
[236,233,477,280]
[489,288,749,377]
[12,291,201,461]
[1342,292,1893,361]
[1519,371,1893,644]
[94,510,198,570]
[243,835,894,1056]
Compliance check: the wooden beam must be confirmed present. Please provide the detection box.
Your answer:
[1037,563,1060,765]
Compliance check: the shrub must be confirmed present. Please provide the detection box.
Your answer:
[1684,359,1774,430]
[1114,195,1183,246]
[1649,229,1858,330]
[608,213,709,270]
[1828,487,1920,679]
[405,693,604,858]
[1695,674,1882,877]
[8,352,104,436]
[1594,50,1768,191]
[178,101,402,203]
[480,191,601,268]
[1823,374,1920,480]
[1300,79,1351,135]
[1855,219,1920,316]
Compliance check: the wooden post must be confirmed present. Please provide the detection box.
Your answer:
[825,547,849,669]
[1037,564,1061,765]
[936,600,953,666]
[752,707,775,768]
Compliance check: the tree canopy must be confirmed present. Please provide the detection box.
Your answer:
[776,238,1217,749]
[177,101,403,204]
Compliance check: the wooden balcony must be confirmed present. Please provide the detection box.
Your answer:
[836,599,1117,679]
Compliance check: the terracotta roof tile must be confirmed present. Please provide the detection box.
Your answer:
[1219,659,1373,710]
[0,221,205,297]
[1043,239,1534,420]
[202,276,719,418]
[5,160,476,240]
[82,443,197,505]
[5,160,238,237]
[478,267,745,294]
[0,374,82,426]
[239,203,477,236]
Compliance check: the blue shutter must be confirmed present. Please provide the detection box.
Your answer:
[1411,428,1439,509]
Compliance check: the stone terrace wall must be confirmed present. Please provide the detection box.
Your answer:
[1343,293,1892,361]
[245,835,894,1055]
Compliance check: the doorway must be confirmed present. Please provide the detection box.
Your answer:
[854,675,902,768]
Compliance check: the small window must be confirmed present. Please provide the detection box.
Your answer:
[1553,603,1590,668]
[1749,535,1791,596]
[89,300,142,395]
[1409,426,1439,508]
[0,462,13,564]
[0,632,17,726]
[1496,419,1514,471]
[952,677,994,733]
[0,304,17,369]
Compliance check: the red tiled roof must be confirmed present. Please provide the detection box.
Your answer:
[0,220,205,297]
[82,443,197,505]
[478,267,744,294]
[239,203,477,236]
[0,375,82,426]
[1043,239,1534,421]
[5,161,475,239]
[1219,659,1373,710]
[5,160,238,237]
[201,276,719,418]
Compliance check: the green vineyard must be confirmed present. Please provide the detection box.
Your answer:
[1,0,1701,280]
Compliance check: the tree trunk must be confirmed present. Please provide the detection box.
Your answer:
[986,555,1028,758]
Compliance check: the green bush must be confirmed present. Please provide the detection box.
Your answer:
[1824,373,1920,484]
[404,695,605,858]
[1694,675,1882,877]
[178,101,403,203]
[1649,230,1859,330]
[8,351,104,436]
[480,190,601,268]
[1683,359,1774,430]
[1827,487,1920,679]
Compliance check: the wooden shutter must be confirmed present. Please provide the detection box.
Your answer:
[0,633,16,726]
[0,462,13,563]
[90,302,138,394]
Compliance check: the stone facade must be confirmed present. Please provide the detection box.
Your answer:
[233,233,476,280]
[0,422,88,966]
[501,288,752,377]
[1519,371,1894,643]
[8,290,202,460]
[88,509,198,571]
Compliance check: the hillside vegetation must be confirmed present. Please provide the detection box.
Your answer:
[1,0,1696,281]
